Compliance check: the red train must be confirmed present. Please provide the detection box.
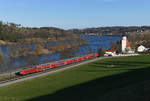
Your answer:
[17,53,99,75]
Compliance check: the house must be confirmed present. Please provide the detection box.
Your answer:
[104,49,116,56]
[137,45,149,52]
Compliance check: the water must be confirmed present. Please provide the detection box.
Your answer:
[77,35,122,56]
[0,35,122,73]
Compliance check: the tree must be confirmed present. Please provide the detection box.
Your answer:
[110,41,122,53]
[60,47,79,60]
[35,44,44,55]
[98,48,105,57]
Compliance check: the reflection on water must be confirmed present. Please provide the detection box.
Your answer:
[0,35,122,73]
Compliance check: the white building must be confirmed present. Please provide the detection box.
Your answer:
[122,36,134,53]
[104,49,116,56]
[122,36,127,53]
[137,45,149,52]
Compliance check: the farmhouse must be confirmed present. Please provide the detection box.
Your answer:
[137,45,149,52]
[104,49,116,56]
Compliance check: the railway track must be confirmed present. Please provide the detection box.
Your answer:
[0,57,102,85]
[0,64,70,84]
[0,53,138,87]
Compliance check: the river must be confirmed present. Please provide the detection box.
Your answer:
[0,35,122,73]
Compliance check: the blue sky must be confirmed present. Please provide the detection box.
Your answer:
[0,0,150,29]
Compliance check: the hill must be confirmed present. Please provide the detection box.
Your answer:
[70,26,150,36]
[0,21,82,43]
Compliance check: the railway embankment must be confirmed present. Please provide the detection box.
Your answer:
[0,54,139,87]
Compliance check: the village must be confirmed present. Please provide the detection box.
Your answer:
[104,36,150,57]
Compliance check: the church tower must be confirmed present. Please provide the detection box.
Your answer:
[122,36,127,53]
[122,36,131,53]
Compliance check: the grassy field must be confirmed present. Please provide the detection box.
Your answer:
[0,55,150,101]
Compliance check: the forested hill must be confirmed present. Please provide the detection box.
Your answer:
[69,26,150,48]
[0,21,80,43]
[70,26,150,36]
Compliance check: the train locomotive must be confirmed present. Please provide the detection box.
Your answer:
[17,53,99,75]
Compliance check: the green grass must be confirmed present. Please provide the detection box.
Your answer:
[0,55,150,101]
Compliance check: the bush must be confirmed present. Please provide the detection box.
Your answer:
[98,48,105,57]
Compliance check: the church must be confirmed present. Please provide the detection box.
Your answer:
[122,36,135,54]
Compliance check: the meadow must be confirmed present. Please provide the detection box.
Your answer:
[0,55,150,101]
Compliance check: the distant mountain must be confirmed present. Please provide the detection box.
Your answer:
[69,26,150,36]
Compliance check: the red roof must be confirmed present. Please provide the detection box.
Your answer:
[126,39,130,47]
[106,49,116,52]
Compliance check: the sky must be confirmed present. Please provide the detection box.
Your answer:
[0,0,150,29]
